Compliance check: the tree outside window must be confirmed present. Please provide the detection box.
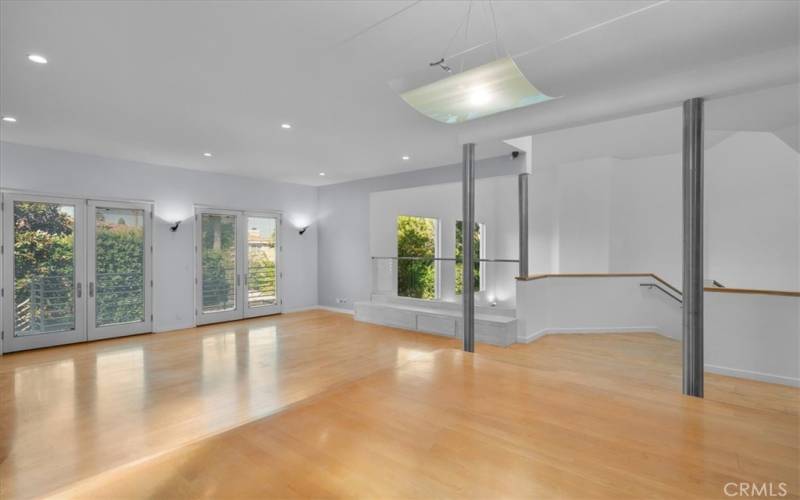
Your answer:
[396,215,437,299]
[455,221,482,295]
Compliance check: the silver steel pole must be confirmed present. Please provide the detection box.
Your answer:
[462,143,476,353]
[682,97,704,398]
[518,173,529,278]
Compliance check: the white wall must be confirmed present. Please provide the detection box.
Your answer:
[516,277,682,343]
[317,154,522,310]
[553,158,613,273]
[530,165,557,274]
[0,142,318,333]
[705,291,800,386]
[530,130,799,291]
[706,132,800,291]
[368,176,519,307]
[321,124,798,315]
[610,154,682,287]
[517,277,799,386]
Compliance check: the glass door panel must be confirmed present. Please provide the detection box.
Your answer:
[197,210,242,325]
[245,215,280,317]
[87,201,152,340]
[2,194,86,352]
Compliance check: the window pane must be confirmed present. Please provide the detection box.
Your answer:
[247,217,278,308]
[13,201,76,336]
[201,214,237,313]
[455,220,481,295]
[95,207,145,326]
[397,215,437,299]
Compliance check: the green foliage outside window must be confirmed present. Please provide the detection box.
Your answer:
[201,215,237,311]
[396,215,437,299]
[455,221,481,295]
[12,205,278,331]
[95,216,145,326]
[13,202,75,333]
[247,250,277,306]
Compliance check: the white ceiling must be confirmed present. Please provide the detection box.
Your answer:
[530,83,800,169]
[1,1,797,186]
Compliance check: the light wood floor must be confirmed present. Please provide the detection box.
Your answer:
[1,310,797,499]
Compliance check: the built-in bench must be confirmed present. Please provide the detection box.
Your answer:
[354,297,518,347]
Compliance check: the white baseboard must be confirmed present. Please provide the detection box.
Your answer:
[153,321,194,333]
[282,305,321,314]
[316,305,355,315]
[705,364,800,387]
[519,326,664,343]
[283,305,354,315]
[516,329,799,388]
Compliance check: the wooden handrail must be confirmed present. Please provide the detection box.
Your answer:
[516,273,799,298]
[516,273,682,295]
[704,287,800,298]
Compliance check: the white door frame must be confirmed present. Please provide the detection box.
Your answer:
[2,193,87,352]
[195,208,244,325]
[87,200,153,341]
[194,208,283,326]
[243,212,282,318]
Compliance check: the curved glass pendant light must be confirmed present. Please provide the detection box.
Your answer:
[400,56,554,124]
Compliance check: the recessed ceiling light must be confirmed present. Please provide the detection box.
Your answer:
[202,152,213,157]
[402,156,410,160]
[319,172,326,176]
[27,54,48,64]
[281,123,292,129]
[2,116,17,123]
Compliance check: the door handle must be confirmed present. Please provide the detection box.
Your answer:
[76,282,82,298]
[89,282,95,298]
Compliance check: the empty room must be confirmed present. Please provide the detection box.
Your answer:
[0,1,798,498]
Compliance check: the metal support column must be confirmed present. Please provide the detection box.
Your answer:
[682,97,704,398]
[518,173,529,278]
[462,143,476,353]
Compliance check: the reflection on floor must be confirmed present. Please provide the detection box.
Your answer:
[1,310,797,499]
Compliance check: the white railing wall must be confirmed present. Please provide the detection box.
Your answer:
[705,291,799,386]
[516,276,800,387]
[516,276,681,342]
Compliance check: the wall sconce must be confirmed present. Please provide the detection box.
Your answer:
[298,226,309,235]
[170,221,181,232]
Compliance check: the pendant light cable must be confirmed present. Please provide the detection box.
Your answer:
[488,0,508,59]
[335,0,422,47]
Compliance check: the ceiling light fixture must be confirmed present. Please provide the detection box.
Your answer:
[402,156,410,160]
[2,116,17,123]
[398,1,553,124]
[400,57,553,124]
[202,152,213,157]
[27,54,48,64]
[469,87,492,106]
[319,172,326,176]
[281,123,292,129]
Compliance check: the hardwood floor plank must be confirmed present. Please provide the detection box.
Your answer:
[1,310,797,499]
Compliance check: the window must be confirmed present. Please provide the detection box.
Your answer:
[455,221,484,295]
[396,215,438,299]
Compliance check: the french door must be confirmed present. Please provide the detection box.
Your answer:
[87,200,152,340]
[1,193,152,352]
[2,194,86,352]
[196,209,281,325]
